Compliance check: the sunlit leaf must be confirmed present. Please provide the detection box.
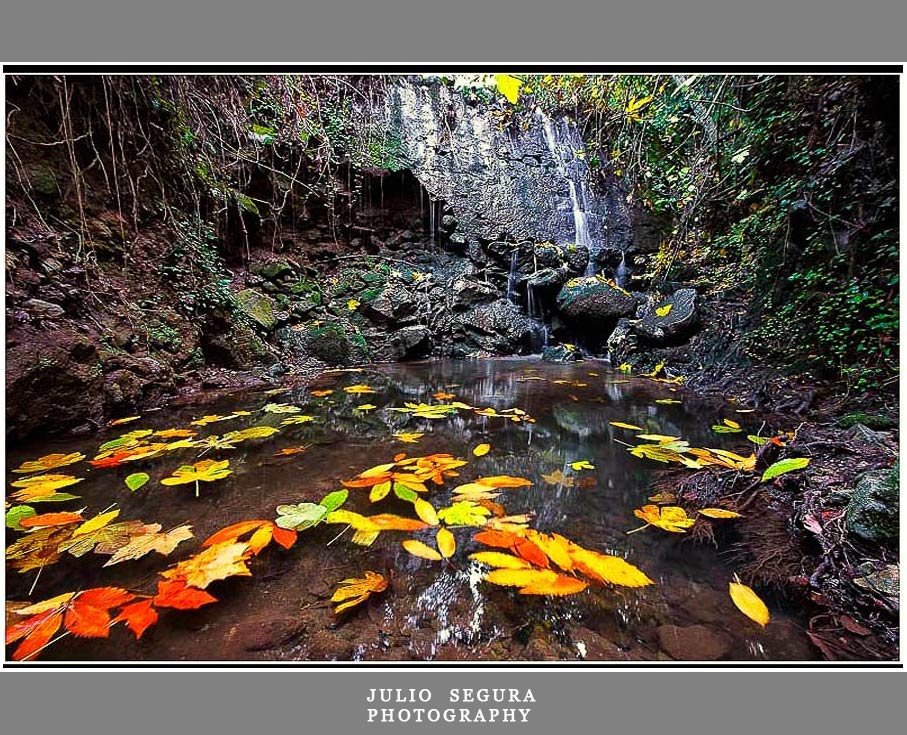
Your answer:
[160,459,232,496]
[153,428,198,439]
[495,74,523,104]
[320,489,349,512]
[655,303,673,317]
[109,416,141,426]
[472,443,491,457]
[631,504,695,533]
[73,510,121,537]
[433,391,456,400]
[570,460,595,471]
[11,474,84,502]
[355,403,377,412]
[19,511,85,530]
[655,398,682,405]
[437,501,491,527]
[161,540,252,589]
[344,384,377,395]
[413,498,439,526]
[762,457,810,482]
[472,475,532,488]
[114,599,158,639]
[310,389,334,397]
[394,432,424,443]
[729,580,770,627]
[152,578,218,610]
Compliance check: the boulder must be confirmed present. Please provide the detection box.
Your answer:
[254,260,296,282]
[542,344,578,363]
[632,288,699,344]
[845,466,899,544]
[236,289,278,331]
[606,318,637,365]
[656,624,733,661]
[450,277,498,310]
[555,276,636,322]
[376,325,432,361]
[25,298,65,320]
[362,283,418,325]
[460,299,537,353]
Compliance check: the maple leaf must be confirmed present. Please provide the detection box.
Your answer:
[331,571,388,614]
[103,524,195,566]
[6,608,64,660]
[160,459,232,496]
[162,541,253,589]
[11,473,84,502]
[394,432,424,443]
[630,505,696,533]
[280,415,315,426]
[261,402,301,414]
[191,413,242,426]
[18,511,85,530]
[114,599,158,639]
[64,587,136,638]
[203,519,296,554]
[7,527,71,572]
[12,452,85,474]
[152,579,218,610]
[274,445,309,457]
[60,519,154,558]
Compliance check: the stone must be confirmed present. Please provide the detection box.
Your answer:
[362,283,418,325]
[555,276,636,322]
[542,344,578,362]
[450,277,498,310]
[655,624,733,661]
[845,466,899,544]
[254,260,296,282]
[462,299,537,353]
[24,298,65,320]
[606,318,637,365]
[632,288,699,344]
[236,289,278,330]
[377,325,432,361]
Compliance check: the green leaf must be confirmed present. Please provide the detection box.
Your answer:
[711,424,742,433]
[6,505,36,530]
[319,489,349,512]
[437,501,491,527]
[275,502,328,531]
[125,473,150,492]
[747,434,769,445]
[762,457,810,482]
[393,484,418,503]
[28,493,81,504]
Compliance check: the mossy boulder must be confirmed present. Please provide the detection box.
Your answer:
[236,289,278,331]
[254,260,295,282]
[632,288,699,344]
[845,466,899,545]
[280,321,370,366]
[555,276,636,323]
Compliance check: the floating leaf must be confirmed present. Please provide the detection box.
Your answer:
[394,432,424,443]
[519,574,589,596]
[747,434,769,446]
[125,473,150,492]
[631,504,696,533]
[344,384,377,395]
[331,571,387,614]
[729,580,770,627]
[310,389,334,397]
[433,391,456,400]
[152,579,218,610]
[723,418,741,429]
[610,421,643,431]
[472,443,491,457]
[698,508,743,519]
[469,551,532,569]
[647,492,677,504]
[413,498,439,526]
[436,527,456,558]
[711,424,742,433]
[113,599,158,639]
[655,398,682,405]
[109,416,141,426]
[12,452,85,474]
[19,511,85,530]
[655,304,673,317]
[437,501,491,527]
[540,469,575,487]
[11,473,84,503]
[261,402,301,414]
[567,544,653,587]
[762,457,810,482]
[472,475,532,488]
[355,403,377,412]
[223,425,281,442]
[402,539,442,561]
[275,503,328,531]
[161,541,252,589]
[319,489,349,512]
[153,428,197,439]
[104,524,194,566]
[570,460,595,471]
[6,505,37,530]
[73,510,121,537]
[160,459,232,497]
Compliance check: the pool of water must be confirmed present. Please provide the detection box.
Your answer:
[5,358,817,662]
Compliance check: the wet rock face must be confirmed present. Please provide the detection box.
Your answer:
[555,276,637,323]
[845,466,899,544]
[632,288,699,344]
[656,624,733,661]
[386,80,630,251]
[463,299,539,354]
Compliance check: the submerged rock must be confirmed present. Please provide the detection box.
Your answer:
[632,288,699,344]
[656,624,732,661]
[555,276,636,323]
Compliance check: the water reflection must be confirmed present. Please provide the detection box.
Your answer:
[6,358,816,661]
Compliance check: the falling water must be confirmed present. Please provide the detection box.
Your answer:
[615,252,629,288]
[507,251,519,304]
[429,198,436,246]
[538,111,601,274]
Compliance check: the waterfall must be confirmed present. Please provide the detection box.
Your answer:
[615,251,629,288]
[507,251,519,304]
[537,110,602,274]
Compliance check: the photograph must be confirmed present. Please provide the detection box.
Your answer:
[4,71,899,663]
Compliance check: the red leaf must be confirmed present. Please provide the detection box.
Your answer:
[77,587,135,610]
[202,520,271,547]
[64,602,112,638]
[10,611,64,661]
[473,529,520,549]
[19,512,85,529]
[513,538,550,568]
[115,600,158,639]
[152,579,218,610]
[271,525,297,550]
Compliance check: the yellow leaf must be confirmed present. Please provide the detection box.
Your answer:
[472,443,491,457]
[570,460,595,471]
[347,299,360,311]
[413,498,439,526]
[473,475,532,488]
[73,510,121,537]
[331,571,387,614]
[655,304,673,317]
[436,527,456,559]
[355,403,377,412]
[369,480,392,503]
[468,552,532,569]
[495,74,523,104]
[626,94,653,114]
[519,574,588,596]
[567,544,654,587]
[110,416,141,426]
[723,418,741,429]
[360,462,397,478]
[698,508,743,519]
[394,432,424,443]
[402,539,442,561]
[636,434,681,443]
[610,421,643,431]
[13,452,86,474]
[344,384,377,395]
[162,541,252,589]
[729,580,770,627]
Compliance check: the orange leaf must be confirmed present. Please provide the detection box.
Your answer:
[203,520,271,547]
[64,601,113,638]
[152,579,218,610]
[368,514,429,532]
[271,525,298,550]
[513,537,550,568]
[114,599,158,639]
[77,587,135,610]
[8,610,63,661]
[519,574,589,596]
[19,511,85,529]
[474,475,532,488]
[473,529,521,549]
